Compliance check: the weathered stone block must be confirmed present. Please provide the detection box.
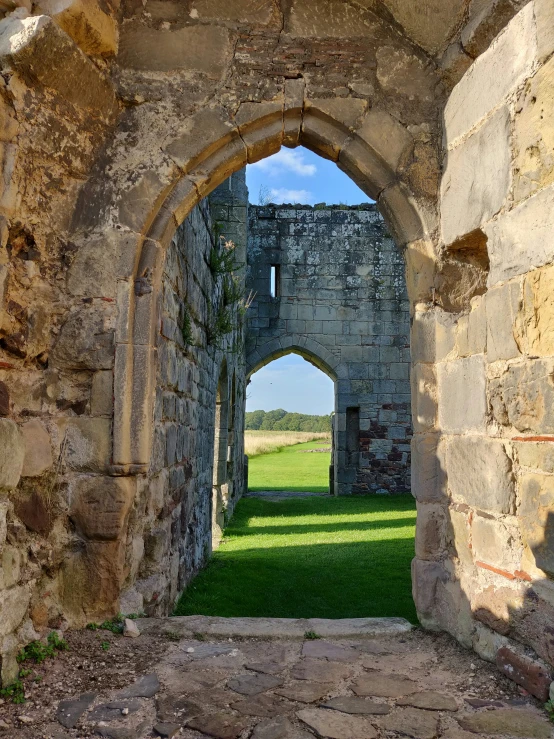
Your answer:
[0,418,24,489]
[91,370,113,417]
[118,24,232,76]
[434,574,475,647]
[52,304,115,370]
[0,583,30,637]
[306,98,367,133]
[515,441,554,473]
[489,359,554,433]
[68,231,139,298]
[37,0,118,56]
[472,583,525,637]
[287,0,382,38]
[519,472,554,577]
[410,363,437,432]
[355,110,413,173]
[471,514,522,572]
[472,622,509,663]
[378,183,427,246]
[461,0,521,58]
[415,503,447,560]
[192,0,273,24]
[510,582,554,666]
[456,295,486,357]
[70,476,135,541]
[383,0,466,54]
[513,55,554,202]
[13,490,53,536]
[0,545,22,589]
[485,184,554,285]
[448,508,472,567]
[411,557,448,625]
[486,280,521,362]
[444,2,537,144]
[21,419,53,477]
[441,107,511,246]
[437,355,487,433]
[235,102,283,164]
[518,265,554,357]
[404,239,436,306]
[411,433,446,503]
[57,418,111,472]
[445,436,514,513]
[303,112,351,162]
[535,0,554,63]
[411,308,456,363]
[0,14,117,118]
[376,45,437,102]
[61,539,126,621]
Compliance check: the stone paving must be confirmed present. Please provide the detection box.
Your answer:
[18,617,553,739]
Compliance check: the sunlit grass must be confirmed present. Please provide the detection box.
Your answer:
[248,439,331,492]
[175,494,417,622]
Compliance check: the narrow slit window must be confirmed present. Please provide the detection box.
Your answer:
[270,264,280,298]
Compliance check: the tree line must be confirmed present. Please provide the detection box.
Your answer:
[246,409,332,432]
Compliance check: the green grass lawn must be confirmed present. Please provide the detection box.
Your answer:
[174,493,417,623]
[248,440,331,493]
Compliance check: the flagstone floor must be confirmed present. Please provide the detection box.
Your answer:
[1,616,551,739]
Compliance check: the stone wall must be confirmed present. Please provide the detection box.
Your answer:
[121,181,247,617]
[411,0,554,685]
[246,203,411,495]
[0,172,247,682]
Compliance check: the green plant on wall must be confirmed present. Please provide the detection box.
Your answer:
[238,289,256,319]
[207,303,234,348]
[209,238,243,276]
[223,275,243,306]
[181,308,194,346]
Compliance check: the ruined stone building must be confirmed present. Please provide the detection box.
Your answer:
[0,0,553,699]
[245,199,411,496]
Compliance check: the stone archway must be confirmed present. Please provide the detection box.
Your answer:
[0,0,552,689]
[109,109,431,478]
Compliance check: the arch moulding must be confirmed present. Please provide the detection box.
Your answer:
[111,102,434,475]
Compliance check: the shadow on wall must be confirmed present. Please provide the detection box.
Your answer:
[415,500,554,701]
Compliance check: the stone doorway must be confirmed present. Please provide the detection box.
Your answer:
[245,352,335,495]
[0,0,553,691]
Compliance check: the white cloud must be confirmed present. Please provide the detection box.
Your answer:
[250,149,317,177]
[269,188,314,204]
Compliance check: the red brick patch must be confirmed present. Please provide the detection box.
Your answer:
[496,646,552,701]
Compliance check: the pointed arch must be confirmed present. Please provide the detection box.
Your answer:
[110,103,432,472]
[246,335,342,383]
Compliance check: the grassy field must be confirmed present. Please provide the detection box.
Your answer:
[248,439,331,493]
[245,430,330,457]
[174,494,417,622]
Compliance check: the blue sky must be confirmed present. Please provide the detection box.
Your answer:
[246,354,335,415]
[245,148,366,416]
[246,146,370,206]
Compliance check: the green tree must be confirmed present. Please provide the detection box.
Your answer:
[260,409,287,430]
[245,410,265,430]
